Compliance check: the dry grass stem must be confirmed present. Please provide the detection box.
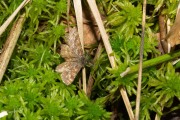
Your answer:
[86,0,134,119]
[135,0,146,119]
[73,0,86,93]
[0,0,30,36]
[0,13,26,83]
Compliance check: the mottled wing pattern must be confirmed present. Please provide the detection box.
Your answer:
[56,27,84,85]
[60,44,78,61]
[65,27,83,56]
[55,62,83,85]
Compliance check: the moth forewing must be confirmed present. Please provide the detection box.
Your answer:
[60,44,78,60]
[55,62,83,85]
[65,27,83,56]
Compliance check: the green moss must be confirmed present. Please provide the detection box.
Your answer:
[0,0,180,119]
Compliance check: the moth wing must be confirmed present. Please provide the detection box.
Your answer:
[55,62,83,85]
[65,27,83,56]
[60,44,77,60]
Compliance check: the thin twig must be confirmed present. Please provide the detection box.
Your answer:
[0,0,30,36]
[73,0,84,50]
[135,0,146,119]
[166,18,171,53]
[73,0,87,94]
[158,14,166,54]
[0,13,26,83]
[86,0,115,67]
[67,0,70,30]
[86,0,134,120]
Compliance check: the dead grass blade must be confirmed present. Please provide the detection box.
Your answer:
[86,0,134,119]
[0,0,30,36]
[73,0,86,93]
[0,13,26,83]
[135,0,146,119]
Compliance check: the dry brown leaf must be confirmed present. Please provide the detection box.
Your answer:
[83,23,99,48]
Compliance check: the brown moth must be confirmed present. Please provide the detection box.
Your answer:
[55,27,85,85]
[166,10,180,47]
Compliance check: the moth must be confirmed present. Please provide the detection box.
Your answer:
[55,27,86,85]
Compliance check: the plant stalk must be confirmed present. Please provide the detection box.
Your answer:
[120,50,180,77]
[0,13,26,83]
[86,0,134,120]
[135,0,146,119]
[0,0,30,36]
[73,0,87,94]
